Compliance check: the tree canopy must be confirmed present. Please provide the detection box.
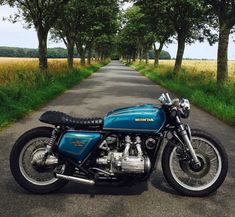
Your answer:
[2,0,70,70]
[51,0,119,67]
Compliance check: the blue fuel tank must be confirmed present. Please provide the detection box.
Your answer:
[103,104,166,133]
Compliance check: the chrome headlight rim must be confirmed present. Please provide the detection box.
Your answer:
[179,99,190,118]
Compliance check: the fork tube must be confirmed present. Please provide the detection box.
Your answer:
[176,116,200,165]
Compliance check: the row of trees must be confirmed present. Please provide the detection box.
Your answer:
[0,46,77,58]
[51,0,119,68]
[120,0,235,83]
[1,0,234,83]
[1,0,119,70]
[0,45,171,59]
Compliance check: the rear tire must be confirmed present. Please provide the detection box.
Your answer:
[162,129,228,196]
[10,127,69,194]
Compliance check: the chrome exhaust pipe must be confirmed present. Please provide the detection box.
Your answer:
[56,174,95,185]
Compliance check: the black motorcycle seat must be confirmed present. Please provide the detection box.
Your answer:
[39,111,103,128]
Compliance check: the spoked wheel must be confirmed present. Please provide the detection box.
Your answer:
[162,129,228,196]
[10,127,70,193]
[19,137,58,185]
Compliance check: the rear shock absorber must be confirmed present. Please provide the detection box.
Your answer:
[45,127,59,155]
[48,129,57,147]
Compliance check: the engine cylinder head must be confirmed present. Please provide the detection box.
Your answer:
[135,136,141,144]
[125,135,132,143]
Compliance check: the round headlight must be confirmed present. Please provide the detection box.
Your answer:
[180,99,190,118]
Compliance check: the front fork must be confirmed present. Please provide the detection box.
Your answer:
[175,116,201,167]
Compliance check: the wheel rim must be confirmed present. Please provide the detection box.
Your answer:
[169,137,222,191]
[19,137,58,186]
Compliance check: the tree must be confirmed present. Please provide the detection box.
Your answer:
[118,6,149,63]
[3,0,70,70]
[73,0,119,65]
[72,0,94,66]
[204,0,235,83]
[166,0,206,74]
[95,35,114,61]
[149,50,171,60]
[51,1,79,68]
[51,0,93,67]
[51,0,119,66]
[92,0,119,62]
[137,0,207,73]
[142,32,156,64]
[136,0,175,66]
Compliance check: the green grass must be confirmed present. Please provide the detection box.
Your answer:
[0,63,106,129]
[131,63,235,125]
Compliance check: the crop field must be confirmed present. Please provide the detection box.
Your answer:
[0,58,85,85]
[149,59,235,79]
[0,57,104,129]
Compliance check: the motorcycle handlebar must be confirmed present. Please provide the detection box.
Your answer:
[159,93,190,119]
[158,93,173,105]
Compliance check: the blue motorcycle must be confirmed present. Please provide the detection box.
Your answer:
[10,93,228,196]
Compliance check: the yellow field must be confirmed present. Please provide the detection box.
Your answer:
[1,58,235,84]
[0,57,82,71]
[149,59,235,79]
[0,58,84,85]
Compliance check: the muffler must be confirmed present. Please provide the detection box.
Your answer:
[56,174,95,185]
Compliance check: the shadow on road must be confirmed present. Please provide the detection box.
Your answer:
[150,170,179,196]
[6,169,178,197]
[54,170,179,197]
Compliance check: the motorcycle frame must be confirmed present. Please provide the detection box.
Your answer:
[53,128,166,182]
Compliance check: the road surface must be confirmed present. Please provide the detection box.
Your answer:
[0,61,234,217]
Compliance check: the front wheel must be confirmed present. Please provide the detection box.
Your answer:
[162,129,228,196]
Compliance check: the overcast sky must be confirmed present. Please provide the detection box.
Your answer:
[0,4,235,60]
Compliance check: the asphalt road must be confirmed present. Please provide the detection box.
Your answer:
[0,61,234,217]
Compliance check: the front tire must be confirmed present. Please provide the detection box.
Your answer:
[10,127,69,194]
[162,129,228,196]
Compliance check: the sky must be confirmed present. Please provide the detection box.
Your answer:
[0,4,235,60]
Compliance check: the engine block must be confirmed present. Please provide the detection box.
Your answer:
[96,136,151,174]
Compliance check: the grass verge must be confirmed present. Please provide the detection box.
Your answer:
[0,62,107,129]
[130,63,235,126]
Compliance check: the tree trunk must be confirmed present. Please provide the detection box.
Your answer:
[95,50,99,61]
[174,34,186,75]
[217,21,230,83]
[76,43,86,66]
[133,55,136,62]
[95,53,98,61]
[80,52,85,66]
[67,41,74,69]
[153,43,164,67]
[137,48,140,61]
[87,47,92,65]
[97,49,101,61]
[139,47,143,64]
[101,52,105,62]
[37,30,48,71]
[145,49,149,65]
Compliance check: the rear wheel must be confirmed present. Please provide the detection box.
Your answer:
[162,129,228,196]
[10,127,70,194]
